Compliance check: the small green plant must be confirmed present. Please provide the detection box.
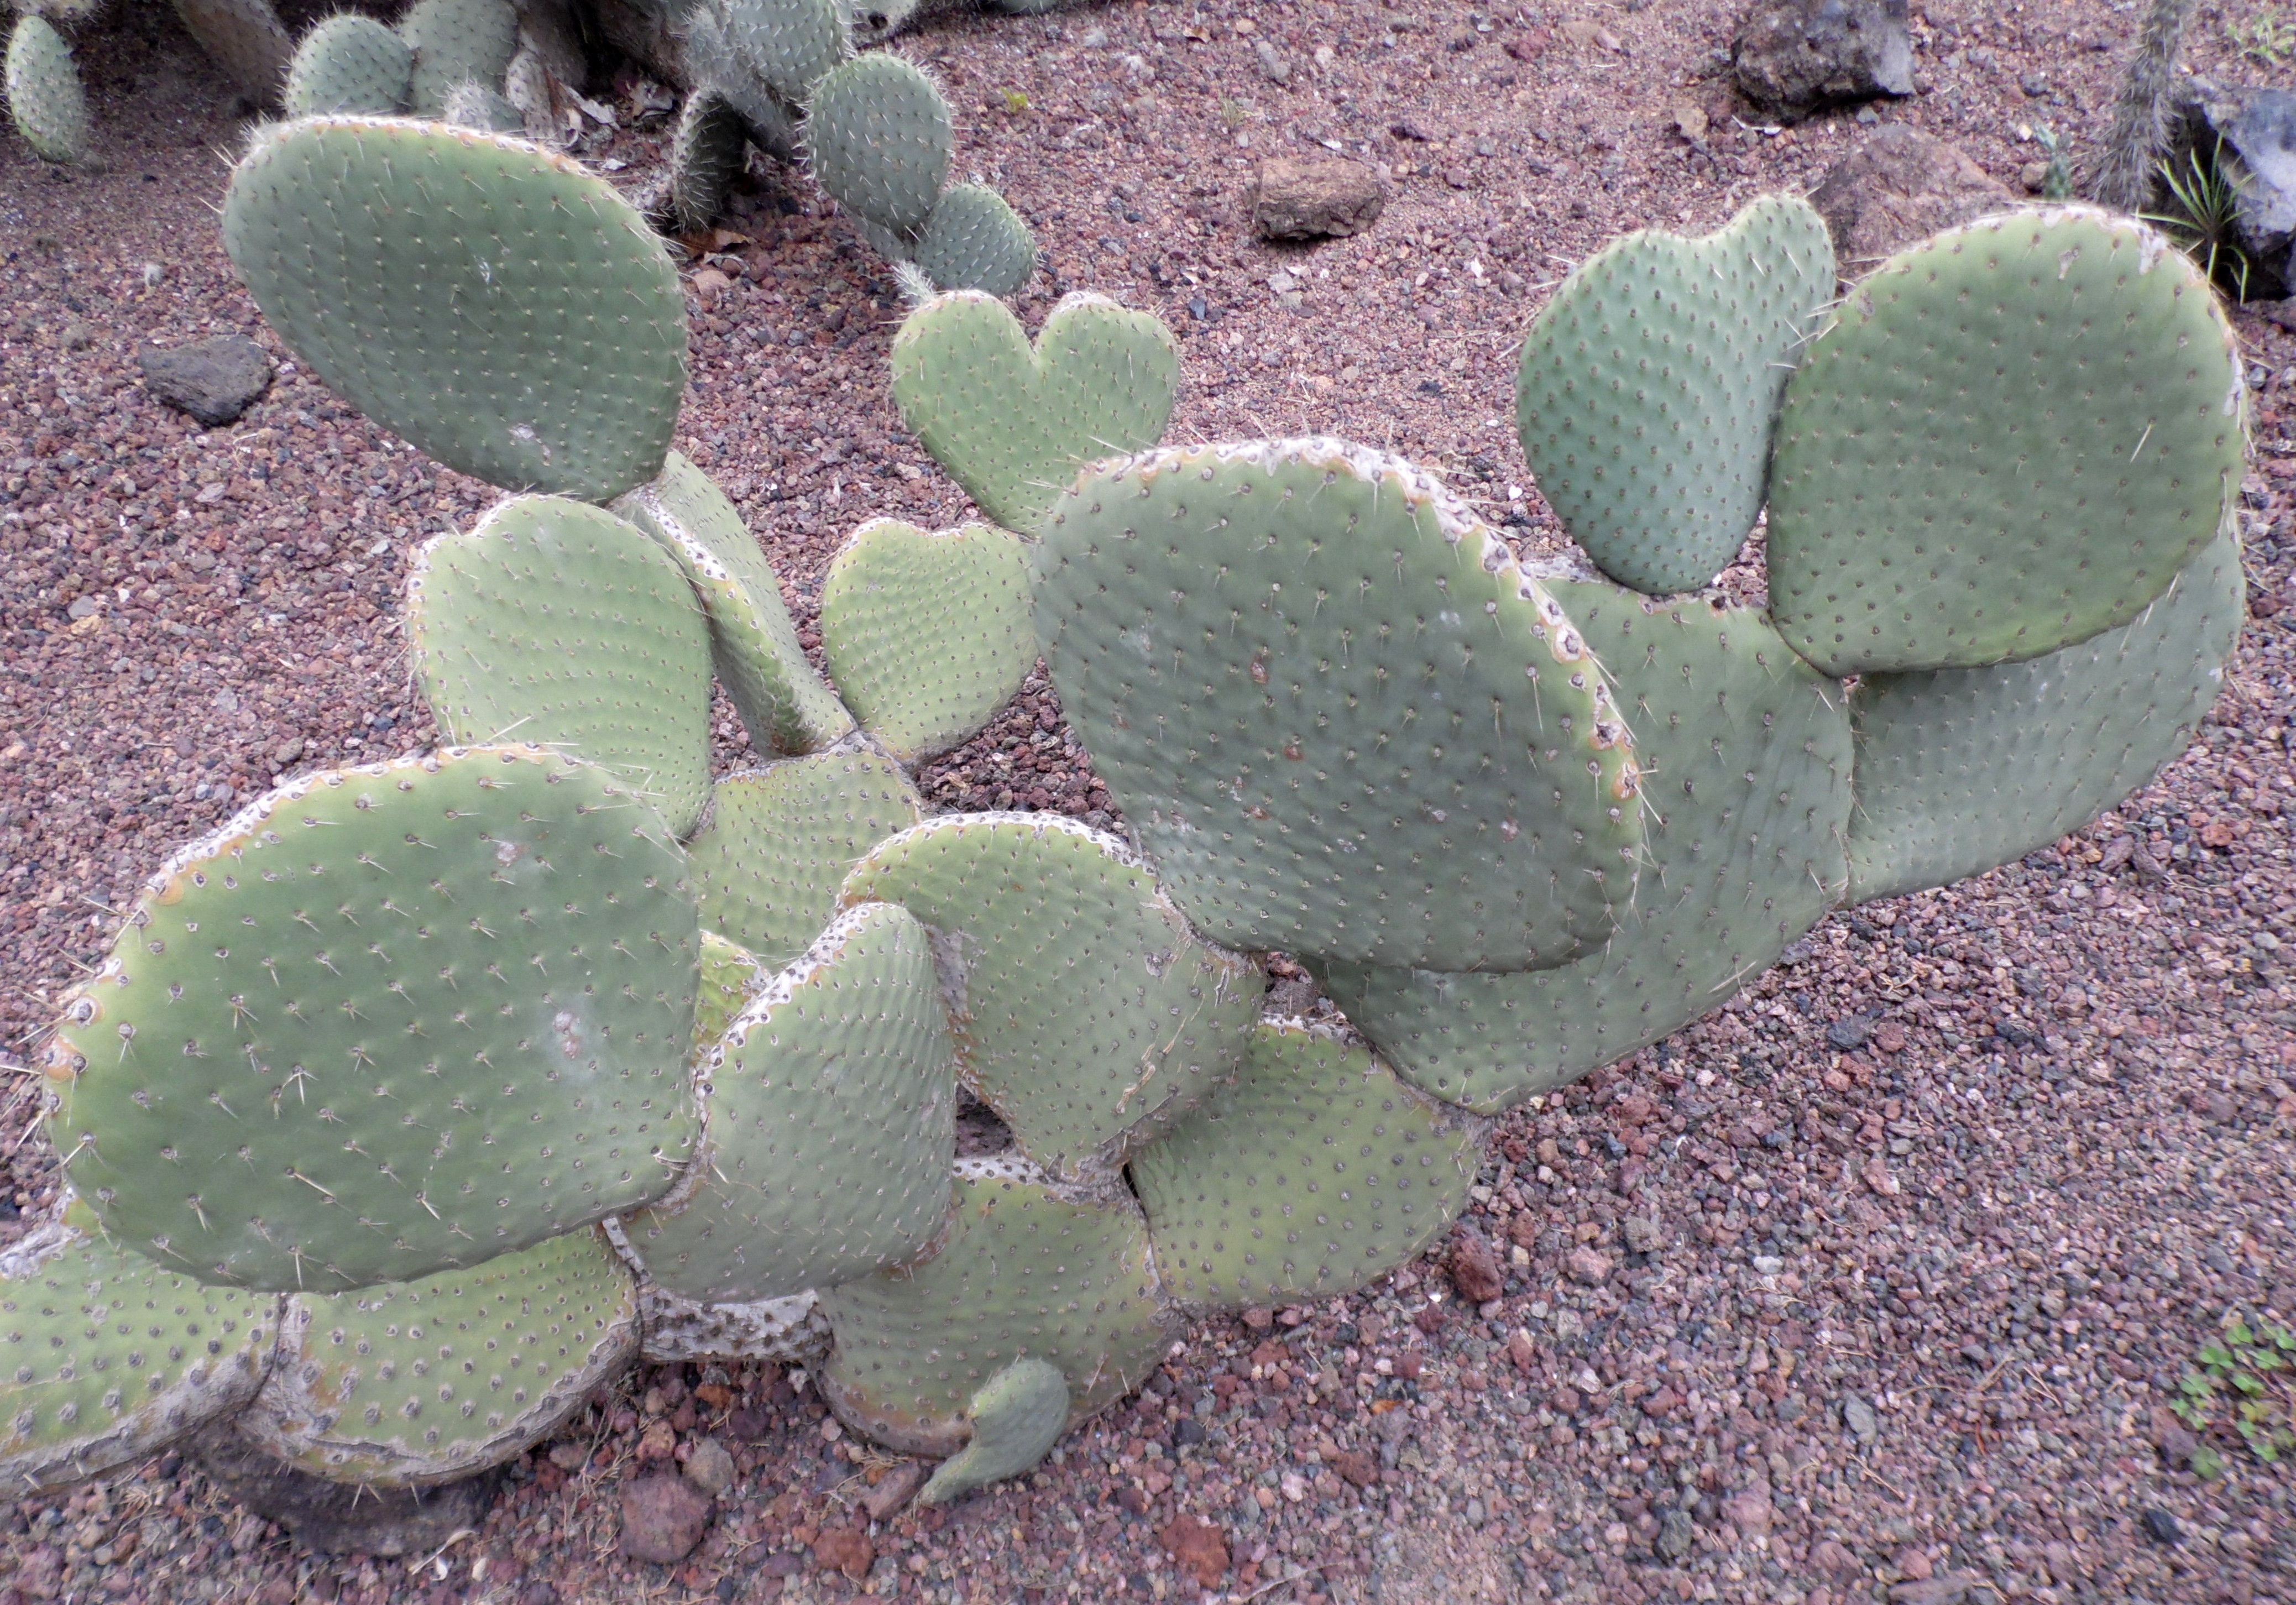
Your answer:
[1219,96,1248,129]
[1002,86,1028,113]
[2229,14,2296,66]
[2146,138,2256,300]
[2032,124,2075,202]
[2173,1318,2296,1477]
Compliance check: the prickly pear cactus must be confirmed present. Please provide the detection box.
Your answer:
[804,52,951,234]
[169,0,292,106]
[443,79,525,132]
[911,182,1038,299]
[670,88,750,233]
[729,0,849,103]
[6,14,88,166]
[398,0,520,116]
[282,14,412,116]
[917,1358,1068,1504]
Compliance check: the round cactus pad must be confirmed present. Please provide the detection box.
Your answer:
[0,1217,280,1494]
[1128,1019,1481,1307]
[6,15,90,166]
[234,1227,637,1485]
[804,53,950,234]
[1846,528,2243,904]
[727,0,849,103]
[409,495,716,840]
[686,750,924,971]
[912,182,1038,298]
[223,118,686,504]
[619,903,959,1303]
[819,1158,1168,1456]
[283,15,413,116]
[1315,578,1853,1112]
[1515,194,1835,595]
[44,747,703,1293]
[1766,207,2245,675]
[820,519,1038,763]
[1035,439,1644,972]
[844,814,1263,1180]
[890,291,1180,535]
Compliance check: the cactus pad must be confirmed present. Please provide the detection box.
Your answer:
[284,15,412,116]
[169,0,292,105]
[694,929,773,1049]
[891,290,1180,535]
[1036,439,1644,972]
[805,53,950,233]
[6,15,88,166]
[398,0,519,116]
[224,118,686,504]
[618,903,959,1303]
[917,1357,1068,1503]
[43,746,703,1294]
[1128,1019,1480,1307]
[409,495,716,840]
[818,1157,1168,1455]
[844,814,1263,1179]
[235,1228,638,1484]
[728,0,848,103]
[820,520,1037,762]
[613,452,855,755]
[1515,194,1834,595]
[0,1216,280,1494]
[687,750,924,970]
[442,80,524,132]
[1846,526,2242,903]
[1316,578,1852,1111]
[1767,207,2245,676]
[669,89,749,234]
[913,183,1038,298]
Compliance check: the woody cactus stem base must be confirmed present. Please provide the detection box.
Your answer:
[0,121,2248,1522]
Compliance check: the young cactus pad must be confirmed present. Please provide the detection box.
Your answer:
[843,814,1264,1179]
[820,519,1038,763]
[1314,581,1853,1112]
[613,453,856,756]
[686,750,924,970]
[1515,194,1835,596]
[819,1157,1168,1455]
[223,119,687,505]
[804,53,952,234]
[282,14,413,117]
[397,0,520,116]
[43,746,702,1294]
[408,495,717,839]
[618,903,959,1303]
[6,15,89,166]
[1129,1019,1483,1309]
[231,1228,639,1485]
[1035,439,1644,973]
[917,1358,1068,1505]
[1766,207,2245,676]
[890,290,1181,535]
[0,1216,281,1494]
[911,182,1038,299]
[1845,527,2244,904]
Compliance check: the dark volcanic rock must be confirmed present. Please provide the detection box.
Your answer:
[1734,0,1914,118]
[137,333,275,426]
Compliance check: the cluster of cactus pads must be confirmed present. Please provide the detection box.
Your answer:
[6,116,2247,1515]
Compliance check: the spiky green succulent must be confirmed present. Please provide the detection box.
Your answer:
[805,52,951,234]
[283,14,412,116]
[6,14,88,166]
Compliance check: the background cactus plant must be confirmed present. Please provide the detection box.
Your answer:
[2,118,2248,1526]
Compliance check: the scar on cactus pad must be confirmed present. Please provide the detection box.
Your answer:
[6,117,2250,1518]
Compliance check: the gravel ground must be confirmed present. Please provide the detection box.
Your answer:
[3,0,2294,1601]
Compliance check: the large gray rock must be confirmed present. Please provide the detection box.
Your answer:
[1810,125,2016,265]
[1252,158,1384,241]
[1734,0,1914,119]
[137,333,274,426]
[2172,80,2296,299]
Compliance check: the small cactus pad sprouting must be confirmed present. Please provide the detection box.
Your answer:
[693,929,773,1048]
[912,182,1038,298]
[6,15,89,166]
[1035,440,1644,973]
[1766,207,2245,676]
[820,519,1038,763]
[1315,578,1853,1112]
[1845,527,2243,904]
[726,0,848,103]
[917,1357,1068,1504]
[397,0,519,116]
[0,1216,280,1494]
[891,290,1180,535]
[1128,1019,1481,1308]
[283,14,413,116]
[613,452,856,755]
[686,750,924,970]
[804,53,950,234]
[224,118,686,504]
[44,746,702,1293]
[1515,194,1835,595]
[409,496,716,839]
[619,903,959,1303]
[844,814,1264,1180]
[668,89,749,234]
[818,1157,1168,1456]
[233,1228,639,1485]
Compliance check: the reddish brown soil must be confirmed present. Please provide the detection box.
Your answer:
[2,1,2293,1603]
